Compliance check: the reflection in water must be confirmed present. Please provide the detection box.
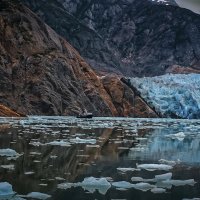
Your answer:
[0,117,200,200]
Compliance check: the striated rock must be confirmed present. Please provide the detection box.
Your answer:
[22,0,200,76]
[0,104,24,117]
[102,75,158,118]
[0,0,158,118]
[0,0,120,116]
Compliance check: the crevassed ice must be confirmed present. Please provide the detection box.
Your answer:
[129,74,200,119]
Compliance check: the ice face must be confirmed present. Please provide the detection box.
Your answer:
[129,74,200,119]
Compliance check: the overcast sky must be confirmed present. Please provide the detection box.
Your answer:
[175,0,200,14]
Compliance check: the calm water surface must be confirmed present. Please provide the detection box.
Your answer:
[0,117,200,200]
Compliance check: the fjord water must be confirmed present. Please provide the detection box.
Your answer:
[0,117,200,200]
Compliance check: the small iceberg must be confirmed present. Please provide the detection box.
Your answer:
[58,177,111,195]
[46,140,71,147]
[0,149,21,158]
[151,187,166,193]
[155,173,172,181]
[117,168,141,172]
[159,159,178,166]
[162,179,196,186]
[25,192,51,199]
[70,137,96,144]
[137,164,173,171]
[133,182,155,192]
[0,182,15,199]
[0,165,15,170]
[112,181,134,189]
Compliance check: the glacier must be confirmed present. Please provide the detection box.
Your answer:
[128,74,200,119]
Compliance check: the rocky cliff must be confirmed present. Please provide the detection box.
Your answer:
[22,0,200,76]
[0,0,157,117]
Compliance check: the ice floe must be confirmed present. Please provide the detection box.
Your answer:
[58,177,111,195]
[46,140,71,147]
[23,192,51,200]
[69,137,96,144]
[117,168,141,172]
[0,149,21,158]
[162,179,196,186]
[154,173,172,181]
[0,182,15,198]
[112,181,133,189]
[0,165,15,170]
[137,164,173,171]
[151,187,166,193]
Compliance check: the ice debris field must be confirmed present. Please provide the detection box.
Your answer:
[0,116,200,199]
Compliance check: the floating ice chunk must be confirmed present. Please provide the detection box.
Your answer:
[80,177,111,195]
[0,165,15,170]
[159,159,178,166]
[182,198,200,200]
[131,177,155,183]
[131,177,144,182]
[137,164,173,171]
[29,142,44,146]
[166,132,186,141]
[112,181,133,189]
[55,177,65,181]
[151,187,166,193]
[58,177,111,195]
[133,182,155,191]
[117,168,141,172]
[70,137,96,144]
[24,172,35,175]
[57,182,74,190]
[155,173,172,181]
[26,192,51,199]
[0,182,15,198]
[0,149,20,158]
[162,179,196,186]
[46,140,71,147]
[29,152,42,156]
[86,145,100,148]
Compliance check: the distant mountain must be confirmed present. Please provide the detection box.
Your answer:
[22,0,200,76]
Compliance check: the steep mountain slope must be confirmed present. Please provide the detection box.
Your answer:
[0,0,158,117]
[22,0,200,76]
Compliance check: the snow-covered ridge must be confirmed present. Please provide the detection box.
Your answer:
[150,0,200,15]
[128,74,200,119]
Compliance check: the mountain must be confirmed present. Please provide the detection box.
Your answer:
[22,0,200,76]
[0,0,158,117]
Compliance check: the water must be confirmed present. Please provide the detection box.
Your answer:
[0,116,200,200]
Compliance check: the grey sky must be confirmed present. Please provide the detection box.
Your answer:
[175,0,200,14]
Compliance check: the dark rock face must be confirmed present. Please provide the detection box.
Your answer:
[22,0,200,76]
[0,0,158,117]
[0,0,115,116]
